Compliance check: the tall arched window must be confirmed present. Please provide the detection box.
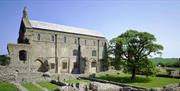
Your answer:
[85,40,87,45]
[62,62,67,69]
[92,50,96,56]
[37,34,40,40]
[93,41,96,46]
[64,37,66,43]
[102,41,104,46]
[73,49,78,56]
[19,50,27,61]
[51,35,55,42]
[74,39,77,44]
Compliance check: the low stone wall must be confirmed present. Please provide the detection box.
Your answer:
[80,77,146,91]
[0,66,50,83]
[16,72,45,82]
[79,76,180,91]
[50,73,90,81]
[90,82,123,91]
[0,66,16,82]
[148,83,180,91]
[0,65,89,83]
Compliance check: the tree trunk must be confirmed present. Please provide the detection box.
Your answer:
[131,66,136,79]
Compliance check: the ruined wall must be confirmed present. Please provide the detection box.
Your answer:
[7,43,32,72]
[0,66,16,82]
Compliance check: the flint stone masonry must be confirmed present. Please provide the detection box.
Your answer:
[0,66,16,82]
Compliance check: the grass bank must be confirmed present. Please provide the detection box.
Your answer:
[38,81,58,91]
[0,82,19,91]
[22,83,42,91]
[96,73,180,88]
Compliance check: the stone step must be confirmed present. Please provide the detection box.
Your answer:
[10,81,28,91]
[32,82,49,91]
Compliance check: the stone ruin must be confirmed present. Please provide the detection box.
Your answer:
[55,82,144,91]
[54,81,180,91]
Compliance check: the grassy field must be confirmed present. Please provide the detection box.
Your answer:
[96,73,180,88]
[64,79,91,85]
[38,81,58,91]
[150,58,178,65]
[165,67,180,70]
[0,82,19,91]
[22,83,42,91]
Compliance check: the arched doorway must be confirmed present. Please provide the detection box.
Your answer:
[91,61,97,73]
[35,59,49,72]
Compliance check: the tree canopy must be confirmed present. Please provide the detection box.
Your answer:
[110,30,163,79]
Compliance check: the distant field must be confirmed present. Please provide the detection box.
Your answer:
[150,58,178,65]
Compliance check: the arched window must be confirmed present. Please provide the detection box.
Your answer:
[92,50,96,56]
[64,37,66,43]
[85,40,87,45]
[37,34,40,40]
[74,39,77,44]
[93,41,96,46]
[62,62,67,69]
[19,50,27,61]
[51,35,55,42]
[102,41,104,46]
[73,49,78,56]
[24,38,29,44]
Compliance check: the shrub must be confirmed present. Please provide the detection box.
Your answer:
[0,55,10,66]
[166,69,176,76]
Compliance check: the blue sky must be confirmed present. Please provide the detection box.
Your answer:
[0,0,180,58]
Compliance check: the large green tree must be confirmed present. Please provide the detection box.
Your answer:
[111,30,163,79]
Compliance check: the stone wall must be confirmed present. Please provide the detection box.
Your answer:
[8,26,107,75]
[28,29,106,74]
[7,43,31,73]
[0,66,16,82]
[16,72,44,82]
[0,65,48,83]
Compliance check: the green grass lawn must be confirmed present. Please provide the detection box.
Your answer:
[38,81,58,91]
[96,73,180,88]
[22,83,42,91]
[64,79,91,85]
[0,82,19,91]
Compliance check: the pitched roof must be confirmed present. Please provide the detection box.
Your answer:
[29,20,105,38]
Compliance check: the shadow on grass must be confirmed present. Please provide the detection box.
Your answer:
[96,74,151,84]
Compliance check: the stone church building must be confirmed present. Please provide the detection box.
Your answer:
[7,7,107,75]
